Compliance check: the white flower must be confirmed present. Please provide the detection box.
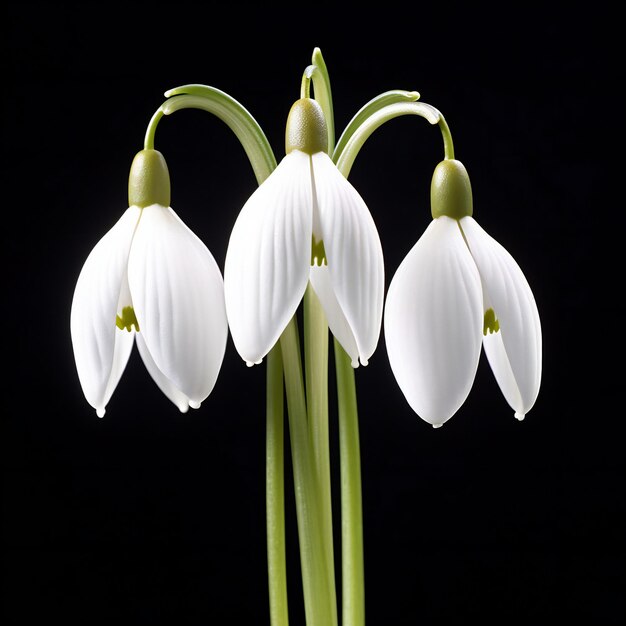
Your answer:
[70,150,228,417]
[384,160,541,427]
[224,99,384,367]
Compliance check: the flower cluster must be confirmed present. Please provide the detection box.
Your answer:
[71,96,541,427]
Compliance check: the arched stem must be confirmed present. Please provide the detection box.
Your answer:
[334,101,453,177]
[334,89,421,160]
[144,84,277,185]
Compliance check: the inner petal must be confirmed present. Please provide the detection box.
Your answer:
[309,264,359,367]
[482,330,524,416]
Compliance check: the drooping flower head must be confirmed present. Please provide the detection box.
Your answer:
[384,159,542,427]
[224,98,384,367]
[70,149,228,416]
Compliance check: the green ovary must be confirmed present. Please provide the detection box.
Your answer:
[311,236,328,266]
[116,306,140,332]
[483,308,500,335]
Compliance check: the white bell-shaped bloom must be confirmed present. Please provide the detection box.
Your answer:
[224,99,384,367]
[384,160,541,427]
[70,150,228,417]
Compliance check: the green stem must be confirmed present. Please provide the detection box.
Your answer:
[266,347,289,626]
[303,284,337,616]
[334,339,365,626]
[310,48,335,155]
[300,70,312,99]
[334,89,421,161]
[297,48,336,154]
[145,84,277,185]
[438,114,455,160]
[281,319,336,626]
[334,100,444,176]
[144,108,164,151]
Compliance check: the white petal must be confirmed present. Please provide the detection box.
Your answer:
[312,152,384,365]
[70,207,141,415]
[309,266,359,367]
[128,205,228,405]
[384,217,483,426]
[460,217,542,416]
[224,151,312,364]
[482,330,523,415]
[136,333,191,413]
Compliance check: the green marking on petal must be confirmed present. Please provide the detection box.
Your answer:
[311,236,328,266]
[483,308,500,335]
[116,306,140,332]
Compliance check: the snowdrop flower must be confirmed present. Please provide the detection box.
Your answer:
[70,149,228,417]
[384,159,541,427]
[224,98,384,367]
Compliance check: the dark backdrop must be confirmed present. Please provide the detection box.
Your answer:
[3,3,620,624]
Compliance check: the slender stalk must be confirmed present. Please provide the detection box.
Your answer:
[334,101,443,176]
[281,318,336,626]
[144,108,164,151]
[334,339,365,626]
[438,114,455,160]
[145,84,277,185]
[300,71,312,99]
[307,48,340,620]
[266,347,289,626]
[310,48,365,625]
[303,284,337,615]
[334,89,421,161]
[310,47,335,155]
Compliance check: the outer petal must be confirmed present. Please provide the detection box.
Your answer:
[224,151,312,364]
[70,207,141,416]
[384,217,483,426]
[312,152,384,365]
[459,216,542,417]
[309,265,359,367]
[136,333,191,413]
[128,205,228,405]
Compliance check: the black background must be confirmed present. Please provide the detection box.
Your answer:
[3,3,621,625]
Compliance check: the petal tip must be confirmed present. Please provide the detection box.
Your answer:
[189,400,201,410]
[96,407,106,418]
[432,423,443,429]
[514,412,525,421]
